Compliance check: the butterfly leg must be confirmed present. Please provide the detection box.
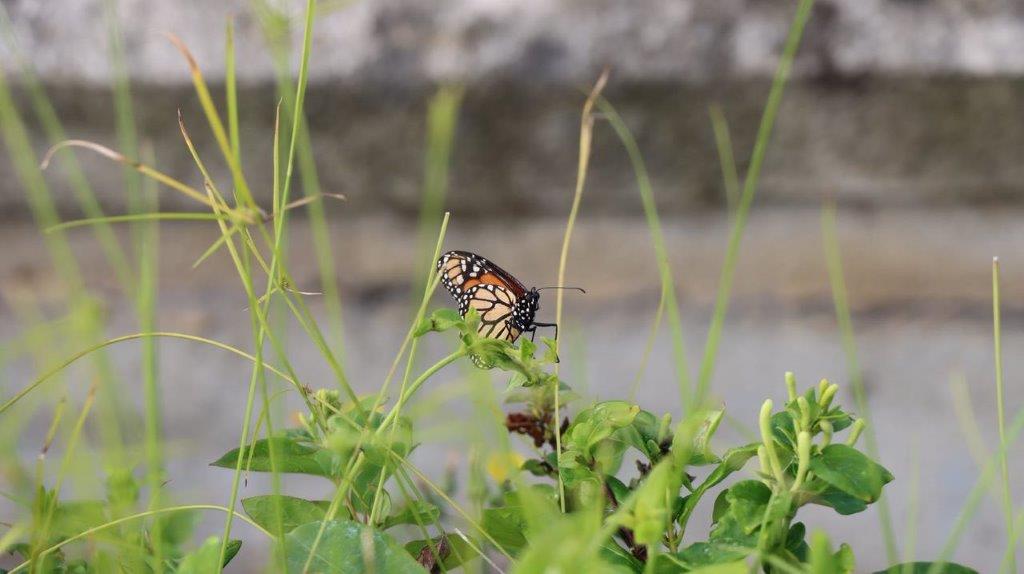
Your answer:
[532,321,558,341]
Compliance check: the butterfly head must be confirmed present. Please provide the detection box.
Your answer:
[509,288,541,331]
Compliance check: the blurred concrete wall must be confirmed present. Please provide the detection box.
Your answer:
[4,0,1024,216]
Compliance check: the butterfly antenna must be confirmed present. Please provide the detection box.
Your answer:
[536,286,587,294]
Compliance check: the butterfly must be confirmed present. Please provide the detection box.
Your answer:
[436,250,562,348]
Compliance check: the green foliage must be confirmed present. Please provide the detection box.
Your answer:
[175,537,242,573]
[211,437,340,477]
[283,520,425,573]
[241,495,336,534]
[809,445,894,506]
[872,564,979,574]
[404,534,481,571]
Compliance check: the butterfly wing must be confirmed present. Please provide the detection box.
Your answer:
[437,251,528,301]
[436,251,527,343]
[466,283,522,343]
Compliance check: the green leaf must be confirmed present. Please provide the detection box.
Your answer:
[283,519,426,573]
[617,409,662,459]
[807,531,855,574]
[785,522,809,561]
[600,540,644,573]
[242,495,339,535]
[156,509,200,549]
[673,542,749,568]
[562,402,640,480]
[211,437,340,478]
[50,500,109,539]
[522,458,555,477]
[404,535,480,571]
[690,410,725,465]
[541,338,560,364]
[872,563,979,574]
[813,485,868,515]
[629,460,679,546]
[513,510,632,574]
[482,505,529,554]
[755,489,793,550]
[809,444,894,503]
[677,444,758,527]
[688,562,749,574]
[175,536,242,573]
[381,500,440,530]
[770,411,797,452]
[414,308,464,337]
[709,480,771,546]
[605,475,631,506]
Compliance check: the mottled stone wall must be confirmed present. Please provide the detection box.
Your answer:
[3,0,1024,216]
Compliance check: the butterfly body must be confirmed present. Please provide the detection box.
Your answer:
[436,250,552,346]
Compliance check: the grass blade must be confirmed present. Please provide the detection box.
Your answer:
[694,0,817,408]
[821,203,899,563]
[992,257,1016,572]
[552,69,608,512]
[596,97,691,406]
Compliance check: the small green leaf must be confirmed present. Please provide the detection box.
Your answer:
[691,410,724,463]
[481,505,529,554]
[242,495,338,535]
[381,500,440,530]
[283,519,425,573]
[156,508,200,549]
[175,536,243,573]
[50,500,109,540]
[770,411,797,452]
[513,510,630,574]
[600,540,644,572]
[688,562,749,574]
[809,444,894,503]
[404,534,480,571]
[211,437,340,478]
[807,531,855,574]
[872,563,978,574]
[672,543,750,569]
[414,308,463,337]
[630,460,678,546]
[785,522,809,561]
[813,485,868,515]
[541,338,560,364]
[522,458,555,477]
[676,444,758,527]
[709,480,771,546]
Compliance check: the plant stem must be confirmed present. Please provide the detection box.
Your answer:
[759,400,785,485]
[992,257,1016,572]
[10,505,273,574]
[553,70,608,513]
[695,0,817,409]
[821,203,898,562]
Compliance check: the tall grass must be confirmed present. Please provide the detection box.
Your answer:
[820,203,899,562]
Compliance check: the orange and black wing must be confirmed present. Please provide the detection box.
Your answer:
[436,251,526,343]
[465,283,522,343]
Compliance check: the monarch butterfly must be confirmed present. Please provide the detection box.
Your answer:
[437,251,584,367]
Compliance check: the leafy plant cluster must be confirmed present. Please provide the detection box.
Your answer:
[27,308,958,574]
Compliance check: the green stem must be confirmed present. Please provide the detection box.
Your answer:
[10,505,273,574]
[759,400,785,485]
[694,0,817,409]
[821,203,898,562]
[552,71,608,513]
[993,257,1016,573]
